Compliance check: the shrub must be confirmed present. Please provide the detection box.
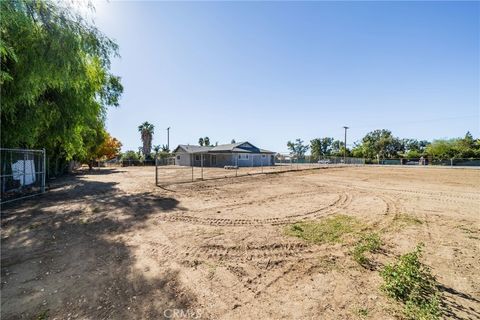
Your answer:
[381,244,441,320]
[121,150,140,161]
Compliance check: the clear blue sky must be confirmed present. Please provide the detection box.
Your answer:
[92,1,479,153]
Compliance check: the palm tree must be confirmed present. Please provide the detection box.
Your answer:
[161,144,170,153]
[198,137,204,146]
[138,122,155,159]
[204,136,210,146]
[153,145,161,155]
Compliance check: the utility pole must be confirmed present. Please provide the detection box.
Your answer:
[343,126,349,163]
[166,127,170,151]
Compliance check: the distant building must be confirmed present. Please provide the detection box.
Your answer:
[173,141,275,167]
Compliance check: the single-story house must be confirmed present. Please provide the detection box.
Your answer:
[173,142,275,167]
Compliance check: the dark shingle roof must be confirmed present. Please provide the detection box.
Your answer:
[174,145,213,154]
[210,142,245,152]
[174,142,275,154]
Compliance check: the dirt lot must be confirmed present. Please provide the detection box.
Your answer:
[1,166,479,319]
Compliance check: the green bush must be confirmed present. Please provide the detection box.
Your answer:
[381,244,441,320]
[352,233,382,267]
[121,150,140,161]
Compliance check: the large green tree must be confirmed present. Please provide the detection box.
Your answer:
[287,139,309,159]
[357,129,403,159]
[1,0,122,175]
[331,140,350,157]
[310,137,334,160]
[401,139,430,158]
[426,132,479,159]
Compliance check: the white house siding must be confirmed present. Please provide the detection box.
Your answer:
[212,154,233,167]
[192,154,213,167]
[252,154,273,166]
[173,142,275,167]
[175,152,191,166]
[236,153,273,167]
[175,153,273,167]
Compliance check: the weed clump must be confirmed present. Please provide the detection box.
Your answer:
[285,215,359,244]
[356,307,369,317]
[353,233,382,267]
[381,244,441,320]
[393,213,423,226]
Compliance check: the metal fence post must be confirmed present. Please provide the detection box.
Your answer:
[261,154,264,173]
[41,149,46,193]
[201,153,204,180]
[22,152,26,188]
[191,154,194,182]
[155,156,158,186]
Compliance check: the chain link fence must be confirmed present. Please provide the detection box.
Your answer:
[372,158,480,166]
[155,153,365,186]
[100,158,176,167]
[1,148,46,204]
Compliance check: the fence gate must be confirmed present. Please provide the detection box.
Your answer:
[1,148,46,204]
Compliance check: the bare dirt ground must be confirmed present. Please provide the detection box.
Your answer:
[1,166,479,319]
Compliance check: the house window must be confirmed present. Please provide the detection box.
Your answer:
[238,154,249,160]
[195,155,200,161]
[176,156,180,160]
[262,154,266,158]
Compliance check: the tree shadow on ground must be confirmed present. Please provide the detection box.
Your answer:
[1,174,196,319]
[76,168,128,175]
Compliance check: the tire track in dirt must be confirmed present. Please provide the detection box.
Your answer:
[311,191,353,219]
[327,181,474,215]
[341,183,479,203]
[145,239,316,269]
[144,239,321,298]
[377,194,401,215]
[243,261,300,297]
[236,254,342,300]
[179,188,332,215]
[305,176,479,203]
[158,191,354,227]
[180,242,315,264]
